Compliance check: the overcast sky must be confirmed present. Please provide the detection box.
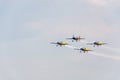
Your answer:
[0,0,120,80]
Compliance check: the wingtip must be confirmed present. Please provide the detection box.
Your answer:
[50,42,56,44]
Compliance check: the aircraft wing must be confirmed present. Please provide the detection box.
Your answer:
[80,38,85,39]
[66,38,73,39]
[50,42,57,44]
[87,43,94,45]
[74,48,80,50]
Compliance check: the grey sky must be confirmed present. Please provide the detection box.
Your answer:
[0,0,120,80]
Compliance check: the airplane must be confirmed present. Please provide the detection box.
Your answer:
[74,47,92,53]
[50,41,69,47]
[87,41,107,47]
[66,35,85,42]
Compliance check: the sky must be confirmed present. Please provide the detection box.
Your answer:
[0,0,120,80]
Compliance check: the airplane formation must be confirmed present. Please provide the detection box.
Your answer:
[51,35,107,53]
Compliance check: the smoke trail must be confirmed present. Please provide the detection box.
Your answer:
[65,44,120,61]
[89,52,120,61]
[102,46,120,53]
[65,45,77,49]
[82,40,120,53]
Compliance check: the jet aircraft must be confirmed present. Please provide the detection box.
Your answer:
[51,41,68,47]
[87,41,107,47]
[67,35,85,42]
[74,47,92,53]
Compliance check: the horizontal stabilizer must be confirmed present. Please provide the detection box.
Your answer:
[74,48,80,50]
[50,42,57,44]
